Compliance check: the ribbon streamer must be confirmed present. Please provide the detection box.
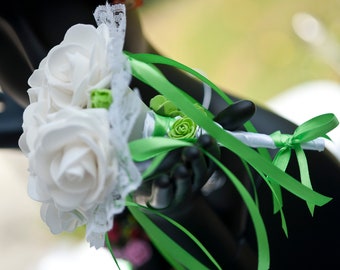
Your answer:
[126,196,222,270]
[127,53,337,270]
[129,137,267,270]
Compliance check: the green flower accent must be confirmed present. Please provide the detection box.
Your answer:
[150,95,183,117]
[168,117,197,140]
[90,88,113,109]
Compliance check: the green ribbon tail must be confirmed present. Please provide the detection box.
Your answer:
[295,145,315,215]
[270,147,291,236]
[271,147,291,213]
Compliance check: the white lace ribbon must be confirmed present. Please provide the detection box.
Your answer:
[87,3,145,248]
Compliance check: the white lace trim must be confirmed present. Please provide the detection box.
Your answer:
[86,3,143,248]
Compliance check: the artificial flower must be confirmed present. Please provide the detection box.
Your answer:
[90,88,113,109]
[27,107,117,212]
[19,4,142,248]
[168,117,198,140]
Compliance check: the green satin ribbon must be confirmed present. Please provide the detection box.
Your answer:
[152,112,176,136]
[125,52,337,270]
[126,196,222,270]
[105,233,121,270]
[270,113,339,215]
[129,137,270,269]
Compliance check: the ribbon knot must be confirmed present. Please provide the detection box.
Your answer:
[271,132,297,149]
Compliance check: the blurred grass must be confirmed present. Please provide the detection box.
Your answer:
[139,0,340,105]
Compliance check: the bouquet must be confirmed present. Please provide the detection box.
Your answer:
[19,2,339,269]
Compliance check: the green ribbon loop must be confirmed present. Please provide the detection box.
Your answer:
[271,113,338,148]
[293,113,339,143]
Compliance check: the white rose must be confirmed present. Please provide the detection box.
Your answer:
[28,107,117,212]
[28,23,113,110]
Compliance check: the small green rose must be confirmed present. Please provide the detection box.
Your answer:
[150,95,183,117]
[90,89,113,109]
[168,117,197,140]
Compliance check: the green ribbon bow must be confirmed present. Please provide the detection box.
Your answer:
[270,113,339,216]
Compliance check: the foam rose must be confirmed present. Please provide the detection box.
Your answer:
[27,107,117,212]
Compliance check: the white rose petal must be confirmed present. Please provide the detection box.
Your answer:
[41,203,86,234]
[19,101,49,155]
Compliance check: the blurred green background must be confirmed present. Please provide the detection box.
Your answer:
[138,0,340,106]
